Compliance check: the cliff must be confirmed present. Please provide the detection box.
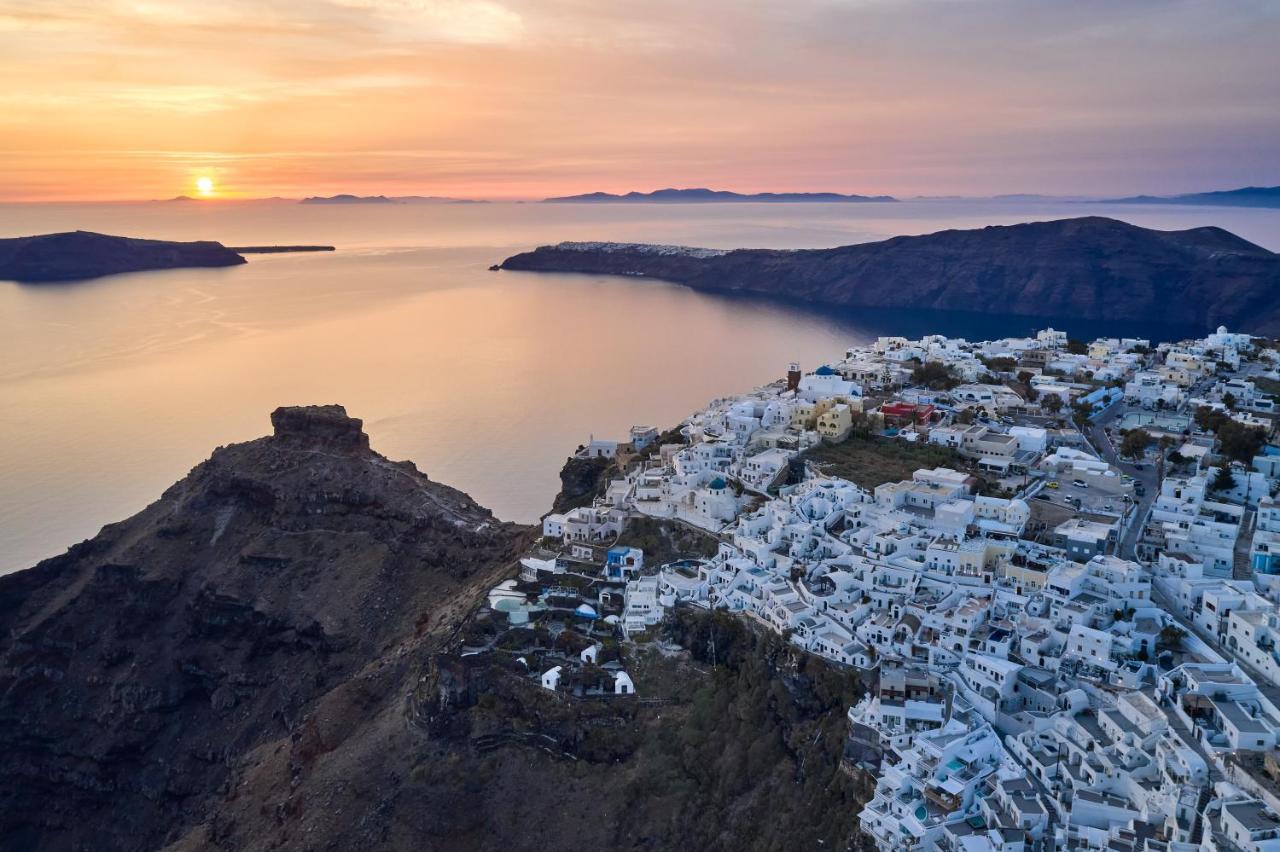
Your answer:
[0,231,246,282]
[0,405,531,850]
[499,216,1280,333]
[0,407,870,851]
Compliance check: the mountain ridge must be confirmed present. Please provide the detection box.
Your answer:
[1098,185,1280,208]
[543,187,897,203]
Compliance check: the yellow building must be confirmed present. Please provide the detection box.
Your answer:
[816,403,854,441]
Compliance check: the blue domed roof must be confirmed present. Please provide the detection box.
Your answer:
[815,365,836,376]
[709,476,727,490]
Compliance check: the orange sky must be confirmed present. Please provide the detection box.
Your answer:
[2,0,1278,201]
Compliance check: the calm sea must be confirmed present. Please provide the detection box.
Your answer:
[2,199,1279,572]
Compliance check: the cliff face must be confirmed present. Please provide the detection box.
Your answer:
[499,216,1280,333]
[0,231,246,282]
[0,405,531,851]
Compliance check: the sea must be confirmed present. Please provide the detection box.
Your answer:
[2,198,1279,573]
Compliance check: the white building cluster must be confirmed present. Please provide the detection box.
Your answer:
[527,325,1280,852]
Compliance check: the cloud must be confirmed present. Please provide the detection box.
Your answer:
[0,0,1276,199]
[326,0,523,44]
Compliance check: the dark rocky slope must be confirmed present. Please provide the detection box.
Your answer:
[0,406,531,850]
[0,406,871,851]
[499,216,1280,333]
[0,231,246,282]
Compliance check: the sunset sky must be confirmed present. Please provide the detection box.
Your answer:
[3,0,1278,201]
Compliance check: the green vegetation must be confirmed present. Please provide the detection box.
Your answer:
[614,516,720,564]
[1065,338,1089,355]
[1212,465,1237,492]
[981,356,1016,373]
[910,361,961,390]
[1220,421,1268,464]
[1158,624,1187,651]
[1193,406,1269,464]
[1254,376,1280,397]
[805,434,967,489]
[627,610,870,849]
[1119,428,1154,460]
[420,610,872,850]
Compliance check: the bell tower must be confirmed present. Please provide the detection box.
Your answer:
[786,362,801,392]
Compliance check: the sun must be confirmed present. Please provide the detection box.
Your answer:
[195,176,214,196]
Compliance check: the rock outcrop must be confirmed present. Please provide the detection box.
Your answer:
[269,403,371,452]
[499,216,1280,334]
[0,231,246,282]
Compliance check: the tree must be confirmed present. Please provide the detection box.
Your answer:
[1119,428,1154,460]
[1195,405,1228,434]
[1158,624,1186,650]
[983,356,1016,373]
[1041,394,1063,414]
[911,361,960,390]
[1218,420,1267,464]
[1065,339,1088,355]
[1223,391,1238,411]
[1017,370,1035,387]
[1212,465,1237,492]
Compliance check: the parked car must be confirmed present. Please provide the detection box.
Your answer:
[1047,481,1060,489]
[1072,479,1088,488]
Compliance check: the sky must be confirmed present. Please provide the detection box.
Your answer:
[1,0,1278,201]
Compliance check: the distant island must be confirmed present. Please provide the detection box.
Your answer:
[499,216,1280,334]
[0,231,246,283]
[0,232,339,283]
[300,194,396,204]
[1099,185,1280,209]
[228,245,335,254]
[300,194,487,205]
[542,187,897,203]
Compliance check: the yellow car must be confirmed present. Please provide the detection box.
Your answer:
[1047,481,1060,489]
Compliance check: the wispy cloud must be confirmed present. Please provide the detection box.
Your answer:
[0,0,1276,199]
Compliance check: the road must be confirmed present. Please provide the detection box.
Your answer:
[1085,401,1161,559]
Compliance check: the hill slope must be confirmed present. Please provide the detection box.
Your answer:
[0,231,246,282]
[0,405,531,850]
[0,406,871,851]
[499,216,1280,333]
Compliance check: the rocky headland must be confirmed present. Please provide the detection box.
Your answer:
[0,231,247,282]
[499,216,1280,333]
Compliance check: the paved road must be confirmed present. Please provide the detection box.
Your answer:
[1085,402,1161,558]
